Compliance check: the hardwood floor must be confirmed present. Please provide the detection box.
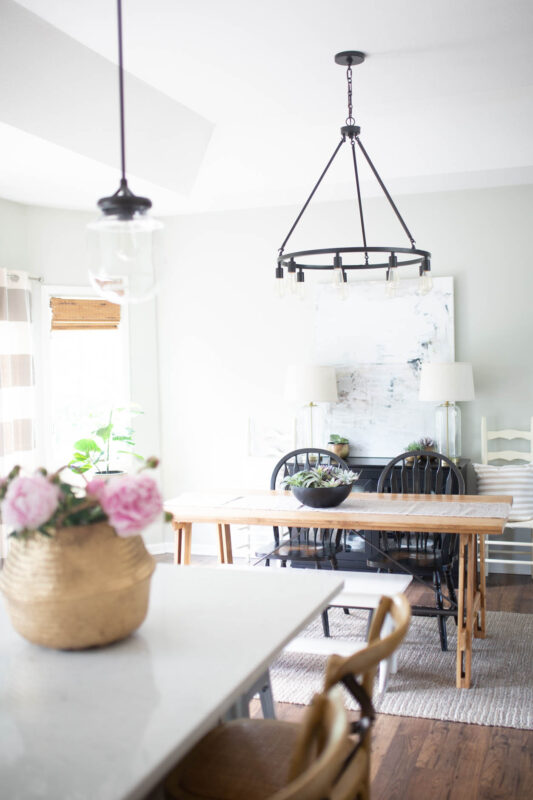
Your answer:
[159,555,533,799]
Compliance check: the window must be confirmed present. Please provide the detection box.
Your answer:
[41,287,130,470]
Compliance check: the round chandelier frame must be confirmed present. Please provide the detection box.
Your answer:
[276,51,432,289]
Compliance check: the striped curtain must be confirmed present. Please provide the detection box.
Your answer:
[0,268,36,555]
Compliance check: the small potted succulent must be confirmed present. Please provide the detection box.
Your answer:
[328,434,350,460]
[405,436,437,463]
[281,465,359,508]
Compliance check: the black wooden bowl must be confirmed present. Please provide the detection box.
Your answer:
[292,483,352,509]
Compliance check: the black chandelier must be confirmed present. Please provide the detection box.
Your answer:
[276,51,432,297]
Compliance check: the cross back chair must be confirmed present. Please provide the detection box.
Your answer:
[368,449,465,651]
[265,448,350,569]
[163,593,411,800]
[480,416,533,573]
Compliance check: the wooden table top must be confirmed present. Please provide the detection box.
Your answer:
[166,490,512,536]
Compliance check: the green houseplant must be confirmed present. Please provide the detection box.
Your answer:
[70,407,143,475]
[328,434,350,459]
[405,436,436,463]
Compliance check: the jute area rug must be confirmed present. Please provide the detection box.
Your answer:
[270,609,533,730]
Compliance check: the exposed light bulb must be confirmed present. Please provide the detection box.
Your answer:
[386,267,400,297]
[418,272,433,295]
[296,270,306,300]
[287,270,297,294]
[275,277,285,299]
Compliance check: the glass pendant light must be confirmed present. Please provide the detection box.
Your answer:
[87,0,162,305]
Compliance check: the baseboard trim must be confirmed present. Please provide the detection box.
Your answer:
[146,542,223,557]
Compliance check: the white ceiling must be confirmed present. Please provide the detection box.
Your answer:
[2,0,533,215]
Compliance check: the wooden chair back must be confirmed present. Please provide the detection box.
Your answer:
[481,417,533,464]
[324,594,411,699]
[271,688,350,800]
[320,593,411,800]
[275,596,411,800]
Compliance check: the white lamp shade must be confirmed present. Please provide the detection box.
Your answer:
[285,365,338,404]
[419,362,475,402]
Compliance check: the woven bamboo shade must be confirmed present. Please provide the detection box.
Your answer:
[50,298,121,330]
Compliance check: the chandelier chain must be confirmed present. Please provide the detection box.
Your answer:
[346,65,355,126]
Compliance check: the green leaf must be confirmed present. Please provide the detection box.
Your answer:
[73,438,102,455]
[94,424,113,441]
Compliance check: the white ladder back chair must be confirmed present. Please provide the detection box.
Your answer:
[481,417,533,466]
[480,416,533,574]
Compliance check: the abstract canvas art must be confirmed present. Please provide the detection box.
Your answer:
[314,277,454,456]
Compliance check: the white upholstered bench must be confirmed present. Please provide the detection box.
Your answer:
[285,570,412,693]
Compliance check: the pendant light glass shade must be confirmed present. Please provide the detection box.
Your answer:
[87,211,163,305]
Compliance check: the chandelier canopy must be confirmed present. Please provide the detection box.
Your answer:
[276,51,432,297]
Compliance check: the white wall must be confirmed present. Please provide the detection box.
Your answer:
[156,184,533,511]
[2,183,533,549]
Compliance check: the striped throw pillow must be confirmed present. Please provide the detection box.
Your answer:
[473,463,533,522]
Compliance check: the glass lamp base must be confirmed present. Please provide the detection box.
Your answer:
[435,402,461,460]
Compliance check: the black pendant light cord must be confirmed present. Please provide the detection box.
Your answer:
[117,0,126,181]
[117,0,128,188]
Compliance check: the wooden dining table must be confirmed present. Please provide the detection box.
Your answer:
[166,490,512,689]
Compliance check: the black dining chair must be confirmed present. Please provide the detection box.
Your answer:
[264,447,349,569]
[255,448,351,637]
[367,449,465,651]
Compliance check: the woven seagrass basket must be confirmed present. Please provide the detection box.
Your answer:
[0,522,155,650]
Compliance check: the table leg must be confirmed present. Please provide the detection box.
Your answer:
[456,533,475,688]
[217,524,225,563]
[476,534,486,638]
[172,522,183,565]
[183,523,192,565]
[223,524,233,564]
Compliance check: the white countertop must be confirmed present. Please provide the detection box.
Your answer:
[0,563,343,800]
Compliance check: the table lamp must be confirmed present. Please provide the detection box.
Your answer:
[419,362,475,460]
[285,365,338,448]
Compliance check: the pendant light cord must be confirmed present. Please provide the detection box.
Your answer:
[117,0,127,185]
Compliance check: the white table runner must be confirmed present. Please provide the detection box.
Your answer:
[224,494,511,520]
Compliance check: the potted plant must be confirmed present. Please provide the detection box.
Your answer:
[405,436,437,463]
[70,406,143,475]
[328,434,350,460]
[281,465,359,508]
[0,458,170,650]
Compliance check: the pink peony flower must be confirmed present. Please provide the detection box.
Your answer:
[1,473,61,532]
[86,477,107,500]
[98,474,163,536]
